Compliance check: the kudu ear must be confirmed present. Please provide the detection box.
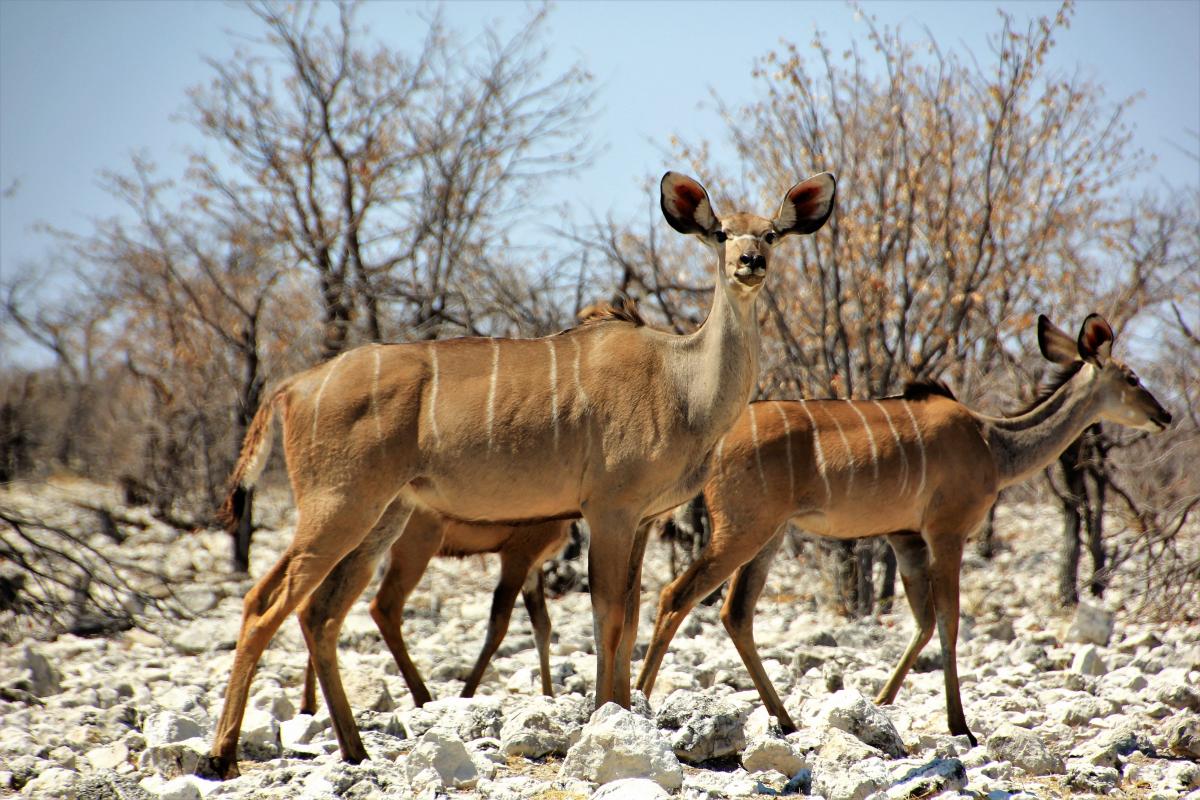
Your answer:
[774,172,836,236]
[1077,313,1114,366]
[661,172,720,236]
[1037,315,1080,366]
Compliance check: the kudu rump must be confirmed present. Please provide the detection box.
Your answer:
[636,314,1170,745]
[207,171,836,776]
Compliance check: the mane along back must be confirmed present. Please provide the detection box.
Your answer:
[900,380,956,401]
[575,293,646,328]
[1009,361,1084,416]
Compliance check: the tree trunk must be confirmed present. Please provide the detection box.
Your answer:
[1085,427,1108,597]
[230,333,265,573]
[976,504,998,559]
[831,539,860,616]
[855,541,875,617]
[878,545,897,614]
[1057,440,1086,607]
[232,487,254,574]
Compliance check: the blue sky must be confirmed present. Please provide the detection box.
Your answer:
[1,0,1198,293]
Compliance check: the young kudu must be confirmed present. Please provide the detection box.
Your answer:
[636,314,1171,746]
[297,508,571,715]
[207,170,836,776]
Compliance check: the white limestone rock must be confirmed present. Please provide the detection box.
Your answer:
[397,696,503,741]
[560,702,683,790]
[810,754,890,800]
[1071,644,1107,676]
[740,735,808,777]
[20,766,79,798]
[142,712,205,748]
[339,670,395,713]
[1163,711,1200,759]
[404,727,493,791]
[882,757,967,799]
[589,777,671,799]
[137,737,210,779]
[805,689,907,758]
[653,689,750,763]
[986,723,1065,776]
[279,711,331,749]
[249,685,296,722]
[499,696,581,758]
[1063,602,1115,647]
[237,706,280,760]
[85,740,132,771]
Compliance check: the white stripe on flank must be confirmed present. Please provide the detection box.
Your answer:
[546,339,559,448]
[311,353,345,448]
[873,400,909,495]
[572,337,589,406]
[847,401,879,482]
[826,405,856,492]
[774,402,795,500]
[427,345,442,446]
[371,346,383,442]
[486,340,500,450]
[798,401,831,502]
[749,404,767,491]
[901,401,928,497]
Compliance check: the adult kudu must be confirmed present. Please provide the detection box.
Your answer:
[636,314,1171,746]
[206,170,836,777]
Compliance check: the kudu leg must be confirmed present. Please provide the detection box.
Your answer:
[613,522,652,699]
[298,501,414,764]
[209,500,392,779]
[369,518,443,708]
[636,526,769,700]
[719,531,796,732]
[875,531,935,706]
[521,570,555,697]
[460,549,531,698]
[298,508,436,714]
[584,509,642,709]
[926,532,975,745]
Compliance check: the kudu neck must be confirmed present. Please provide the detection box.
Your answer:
[987,365,1105,489]
[676,268,761,430]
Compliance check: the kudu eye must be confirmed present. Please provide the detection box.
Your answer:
[713,231,728,243]
[763,231,777,245]
[1126,375,1139,386]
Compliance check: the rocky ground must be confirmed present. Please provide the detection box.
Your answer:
[1,477,1198,800]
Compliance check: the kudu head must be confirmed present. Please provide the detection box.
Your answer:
[1038,313,1172,432]
[660,172,836,296]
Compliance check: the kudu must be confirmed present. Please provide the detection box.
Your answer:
[297,508,571,715]
[207,170,836,776]
[636,314,1171,745]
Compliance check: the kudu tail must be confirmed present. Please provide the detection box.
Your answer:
[216,392,281,534]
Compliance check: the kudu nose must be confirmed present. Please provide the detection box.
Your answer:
[739,252,766,269]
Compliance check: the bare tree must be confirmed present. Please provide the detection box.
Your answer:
[187,1,594,355]
[578,1,1193,617]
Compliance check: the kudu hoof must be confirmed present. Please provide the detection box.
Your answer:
[198,753,240,781]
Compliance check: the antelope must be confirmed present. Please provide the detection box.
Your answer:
[205,170,837,777]
[636,314,1171,746]
[297,508,572,715]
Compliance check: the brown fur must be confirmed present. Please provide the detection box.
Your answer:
[205,170,837,777]
[637,316,1169,746]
